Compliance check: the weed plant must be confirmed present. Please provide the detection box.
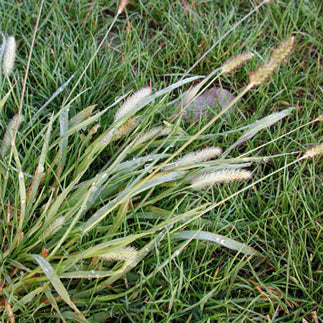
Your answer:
[0,0,322,322]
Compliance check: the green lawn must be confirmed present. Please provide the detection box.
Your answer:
[0,0,322,322]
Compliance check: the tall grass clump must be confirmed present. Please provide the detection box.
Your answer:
[0,0,322,321]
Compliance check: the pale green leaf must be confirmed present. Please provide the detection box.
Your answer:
[223,107,295,156]
[27,114,54,209]
[173,230,259,255]
[29,74,75,125]
[69,104,96,128]
[59,270,113,279]
[31,254,81,314]
[82,171,186,233]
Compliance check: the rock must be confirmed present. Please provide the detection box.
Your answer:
[182,87,235,121]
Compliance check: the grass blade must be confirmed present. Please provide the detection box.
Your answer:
[59,271,114,279]
[0,84,15,115]
[223,107,295,156]
[28,74,75,126]
[44,289,67,323]
[82,171,186,233]
[11,143,26,233]
[31,254,84,319]
[59,104,69,168]
[26,114,53,209]
[69,104,96,128]
[173,230,259,255]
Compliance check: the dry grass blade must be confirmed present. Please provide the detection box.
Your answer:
[4,300,15,323]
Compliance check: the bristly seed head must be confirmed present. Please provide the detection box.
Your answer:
[221,52,254,74]
[0,31,6,60]
[303,143,323,159]
[249,36,295,87]
[2,35,16,76]
[114,87,152,122]
[190,168,253,190]
[100,246,137,264]
[174,147,222,168]
[0,114,24,157]
[316,115,323,122]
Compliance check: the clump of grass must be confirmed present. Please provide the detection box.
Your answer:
[0,0,321,322]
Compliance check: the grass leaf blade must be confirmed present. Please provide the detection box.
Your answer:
[27,114,53,209]
[173,230,259,255]
[31,254,82,315]
[223,107,295,156]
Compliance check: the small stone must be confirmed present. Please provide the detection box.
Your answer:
[182,87,236,121]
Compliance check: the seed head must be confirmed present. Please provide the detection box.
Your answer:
[190,168,253,190]
[100,246,137,265]
[173,147,222,168]
[270,36,295,63]
[0,114,24,157]
[114,87,152,122]
[0,31,6,60]
[316,115,323,122]
[221,52,254,74]
[303,143,323,159]
[2,36,16,76]
[249,36,295,87]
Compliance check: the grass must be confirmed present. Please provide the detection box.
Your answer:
[0,0,322,322]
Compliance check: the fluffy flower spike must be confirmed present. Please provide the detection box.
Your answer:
[2,35,16,76]
[303,143,323,159]
[114,87,152,122]
[221,52,254,74]
[191,168,253,190]
[249,36,295,87]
